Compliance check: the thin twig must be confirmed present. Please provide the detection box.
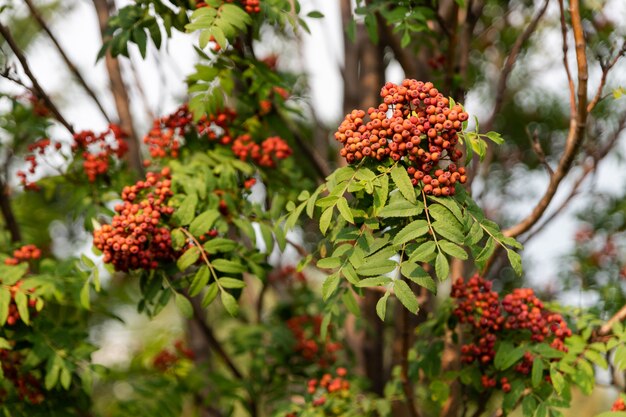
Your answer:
[92,0,144,174]
[0,23,74,133]
[587,42,626,113]
[599,304,626,336]
[484,0,550,131]
[503,0,588,238]
[528,127,554,176]
[23,0,112,123]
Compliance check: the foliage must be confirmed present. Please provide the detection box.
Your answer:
[1,0,626,416]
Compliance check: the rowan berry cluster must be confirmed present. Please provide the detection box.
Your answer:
[5,244,42,265]
[451,275,571,390]
[335,79,468,195]
[17,138,62,190]
[285,368,350,417]
[612,397,626,411]
[232,135,292,168]
[196,0,260,14]
[144,105,291,169]
[93,168,176,272]
[286,315,342,368]
[143,105,192,158]
[72,125,129,182]
[0,349,44,404]
[152,340,195,372]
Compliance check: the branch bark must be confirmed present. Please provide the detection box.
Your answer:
[0,23,74,134]
[503,0,588,238]
[92,0,143,173]
[483,0,550,132]
[23,0,112,123]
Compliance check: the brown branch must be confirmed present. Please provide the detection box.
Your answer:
[377,13,418,79]
[587,42,626,113]
[503,0,588,238]
[92,0,143,174]
[190,297,244,379]
[23,0,112,123]
[599,304,626,336]
[528,127,554,176]
[521,110,626,243]
[484,0,550,131]
[0,23,74,134]
[558,0,577,116]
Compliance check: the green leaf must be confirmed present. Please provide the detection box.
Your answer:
[320,206,333,235]
[202,283,219,307]
[218,277,246,289]
[60,367,71,390]
[400,263,436,293]
[393,220,429,246]
[0,338,11,350]
[189,209,220,236]
[175,293,193,318]
[532,357,544,387]
[132,27,147,58]
[506,250,523,276]
[475,238,496,265]
[439,241,468,260]
[432,220,465,244]
[220,291,239,316]
[466,221,483,245]
[378,199,423,218]
[203,238,237,253]
[394,280,419,314]
[171,228,186,250]
[494,341,525,370]
[485,131,504,145]
[174,194,198,226]
[550,364,565,394]
[322,273,340,300]
[522,396,537,417]
[307,10,324,18]
[584,349,608,369]
[14,291,29,325]
[45,356,61,390]
[177,246,200,271]
[355,276,393,287]
[390,165,416,203]
[409,241,437,262]
[189,266,210,297]
[342,291,360,316]
[356,260,397,276]
[317,257,342,269]
[336,197,354,223]
[80,280,91,310]
[428,196,464,222]
[212,259,247,274]
[259,222,274,253]
[435,251,449,281]
[376,292,390,321]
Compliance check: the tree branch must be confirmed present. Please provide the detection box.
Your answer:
[23,0,112,123]
[0,23,74,134]
[599,303,626,336]
[483,0,550,131]
[92,0,144,174]
[400,304,421,417]
[587,42,626,113]
[503,0,588,238]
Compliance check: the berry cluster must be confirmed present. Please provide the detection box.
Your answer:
[196,0,260,14]
[232,135,292,168]
[93,168,176,272]
[5,244,42,265]
[144,105,291,169]
[17,138,62,191]
[451,275,571,390]
[285,368,351,417]
[0,349,44,404]
[612,397,626,411]
[72,125,129,182]
[286,315,342,368]
[335,80,468,195]
[152,340,195,372]
[4,280,38,326]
